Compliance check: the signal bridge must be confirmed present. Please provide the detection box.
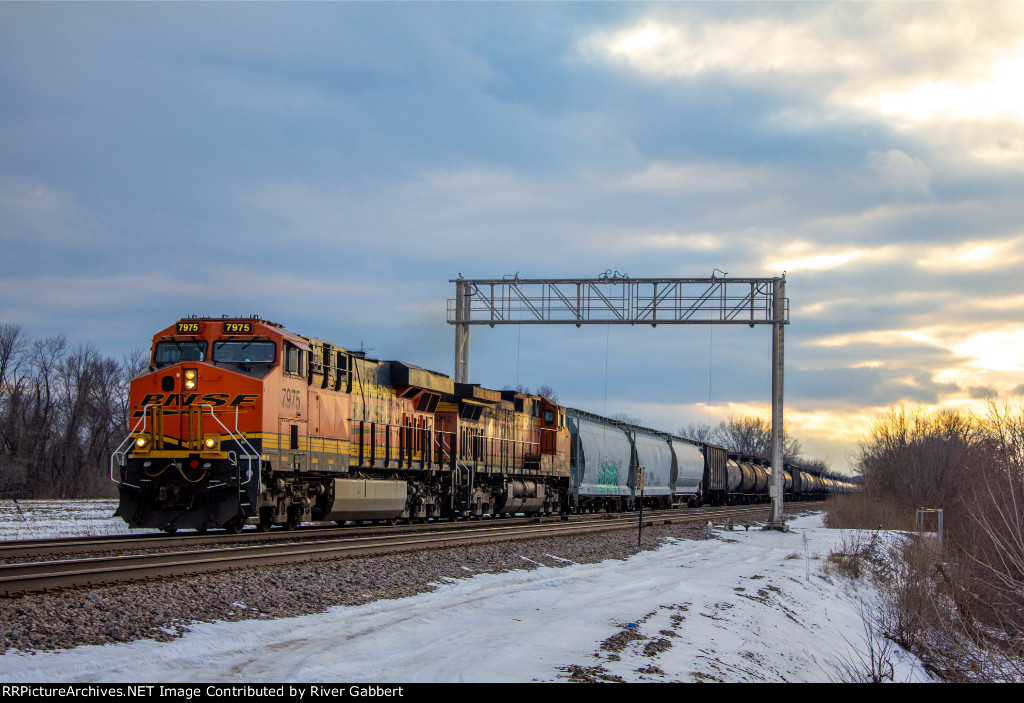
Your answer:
[447,274,791,528]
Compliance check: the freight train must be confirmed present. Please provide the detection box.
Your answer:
[111,316,853,533]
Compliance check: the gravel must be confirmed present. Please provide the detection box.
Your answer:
[0,521,714,654]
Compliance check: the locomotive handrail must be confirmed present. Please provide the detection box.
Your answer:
[109,405,155,488]
[455,460,473,488]
[202,404,258,487]
[110,404,259,490]
[437,431,455,467]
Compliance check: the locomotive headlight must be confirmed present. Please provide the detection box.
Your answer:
[203,436,218,450]
[183,369,198,391]
[134,436,149,450]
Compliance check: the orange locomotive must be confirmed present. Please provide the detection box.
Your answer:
[112,316,571,532]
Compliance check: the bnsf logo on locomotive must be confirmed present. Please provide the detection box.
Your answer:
[134,392,259,415]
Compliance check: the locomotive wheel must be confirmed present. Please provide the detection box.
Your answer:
[161,527,177,535]
[257,508,274,532]
[225,518,245,534]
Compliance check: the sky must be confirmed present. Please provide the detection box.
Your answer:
[0,508,936,683]
[2,2,1024,473]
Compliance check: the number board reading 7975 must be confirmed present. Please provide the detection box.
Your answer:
[223,322,252,334]
[176,321,201,334]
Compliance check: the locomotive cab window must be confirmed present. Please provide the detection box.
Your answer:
[153,341,207,367]
[213,340,276,365]
[283,342,307,377]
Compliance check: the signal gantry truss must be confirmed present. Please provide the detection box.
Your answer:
[447,275,788,328]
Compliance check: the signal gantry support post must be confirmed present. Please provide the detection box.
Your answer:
[454,277,471,385]
[447,274,791,528]
[770,275,786,529]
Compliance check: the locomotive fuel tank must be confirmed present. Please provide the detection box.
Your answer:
[320,479,408,522]
[494,480,547,514]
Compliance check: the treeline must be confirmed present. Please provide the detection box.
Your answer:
[827,401,1024,681]
[0,323,146,499]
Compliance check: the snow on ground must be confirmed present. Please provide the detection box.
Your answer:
[0,505,935,683]
[0,499,159,540]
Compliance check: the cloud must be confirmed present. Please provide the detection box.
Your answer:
[968,386,997,401]
[917,237,1024,271]
[851,43,1024,124]
[765,232,1024,278]
[866,149,932,196]
[624,232,723,252]
[581,17,842,79]
[618,162,765,193]
[769,249,864,273]
[579,4,1024,164]
[953,328,1024,373]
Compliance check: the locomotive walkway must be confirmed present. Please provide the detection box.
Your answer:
[0,502,824,596]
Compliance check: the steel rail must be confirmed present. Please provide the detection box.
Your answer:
[0,513,590,559]
[0,502,824,560]
[0,503,820,596]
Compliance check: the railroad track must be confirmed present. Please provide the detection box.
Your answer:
[0,501,825,559]
[0,509,641,560]
[0,502,823,596]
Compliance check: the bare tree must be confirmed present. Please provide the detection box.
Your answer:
[0,328,132,499]
[0,324,28,495]
[534,385,559,403]
[608,412,644,426]
[0,323,27,389]
[678,421,716,444]
[715,414,802,460]
[856,404,977,513]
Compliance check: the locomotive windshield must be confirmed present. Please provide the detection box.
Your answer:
[213,340,276,364]
[153,340,207,366]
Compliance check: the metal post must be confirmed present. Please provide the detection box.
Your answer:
[454,277,470,383]
[637,466,645,547]
[770,275,785,528]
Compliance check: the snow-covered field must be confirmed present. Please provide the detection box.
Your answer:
[0,499,159,540]
[0,502,935,682]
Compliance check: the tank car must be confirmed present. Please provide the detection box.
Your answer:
[112,316,571,532]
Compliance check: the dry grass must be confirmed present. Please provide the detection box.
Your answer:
[823,492,914,532]
[826,491,1024,681]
